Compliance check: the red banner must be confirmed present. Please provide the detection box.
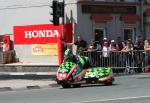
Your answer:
[14,24,73,44]
[64,23,73,43]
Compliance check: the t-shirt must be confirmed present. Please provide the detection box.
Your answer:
[144,43,150,49]
[2,44,9,52]
[102,46,109,57]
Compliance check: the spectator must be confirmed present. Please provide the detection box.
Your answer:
[122,40,134,72]
[87,40,97,52]
[134,41,144,50]
[74,35,87,55]
[135,35,144,44]
[133,41,144,73]
[102,41,110,67]
[109,40,117,51]
[61,38,67,52]
[2,40,9,52]
[115,37,125,67]
[88,40,102,51]
[0,42,3,51]
[116,36,125,51]
[144,39,150,66]
[122,40,133,52]
[95,41,102,51]
[87,40,97,66]
[128,39,134,47]
[87,40,102,66]
[144,39,150,51]
[100,37,110,46]
[109,40,117,67]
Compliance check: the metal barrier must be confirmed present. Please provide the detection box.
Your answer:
[80,50,150,73]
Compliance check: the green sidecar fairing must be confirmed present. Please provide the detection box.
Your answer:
[58,61,113,79]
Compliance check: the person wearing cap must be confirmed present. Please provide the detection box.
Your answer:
[109,40,117,67]
[101,37,110,47]
[102,41,110,67]
[109,40,117,51]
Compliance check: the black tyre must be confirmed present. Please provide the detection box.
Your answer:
[61,83,71,88]
[72,84,81,88]
[104,82,113,86]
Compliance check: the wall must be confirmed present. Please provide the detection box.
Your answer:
[76,4,93,43]
[0,0,58,64]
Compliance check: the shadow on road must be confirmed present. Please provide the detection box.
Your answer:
[59,83,119,89]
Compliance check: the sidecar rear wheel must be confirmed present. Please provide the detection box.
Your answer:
[104,82,113,86]
[61,83,71,88]
[73,84,81,88]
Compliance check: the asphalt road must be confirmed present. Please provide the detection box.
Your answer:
[0,73,150,103]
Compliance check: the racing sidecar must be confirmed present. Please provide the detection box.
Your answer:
[56,61,114,88]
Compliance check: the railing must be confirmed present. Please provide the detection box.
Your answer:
[80,50,150,73]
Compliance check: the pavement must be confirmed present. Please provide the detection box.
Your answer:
[0,79,59,92]
[0,62,60,91]
[0,71,59,92]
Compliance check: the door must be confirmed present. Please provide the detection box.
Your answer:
[94,28,106,42]
[124,28,136,42]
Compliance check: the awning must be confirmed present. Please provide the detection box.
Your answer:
[90,14,113,22]
[78,1,138,6]
[144,8,150,16]
[120,14,140,23]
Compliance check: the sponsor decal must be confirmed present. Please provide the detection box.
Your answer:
[24,30,59,38]
[14,24,62,44]
[14,24,73,44]
[32,44,58,56]
[32,46,44,52]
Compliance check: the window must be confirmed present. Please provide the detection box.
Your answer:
[124,28,136,42]
[94,28,106,41]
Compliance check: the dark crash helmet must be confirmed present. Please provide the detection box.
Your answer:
[64,49,74,59]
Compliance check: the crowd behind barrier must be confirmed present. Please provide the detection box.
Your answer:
[72,35,150,73]
[80,50,150,73]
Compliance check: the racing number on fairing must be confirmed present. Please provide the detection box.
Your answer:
[58,73,67,79]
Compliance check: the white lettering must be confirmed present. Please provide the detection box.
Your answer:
[53,30,59,37]
[38,30,46,37]
[24,30,60,38]
[24,31,32,38]
[46,30,53,37]
[32,31,39,38]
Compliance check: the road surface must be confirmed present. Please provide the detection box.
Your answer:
[0,73,150,103]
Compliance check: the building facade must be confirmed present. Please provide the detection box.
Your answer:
[0,0,150,64]
[66,0,150,43]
